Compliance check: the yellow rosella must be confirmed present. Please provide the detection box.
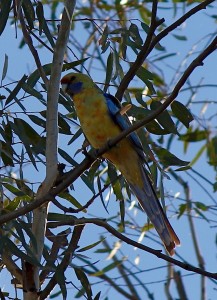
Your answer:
[61,73,180,255]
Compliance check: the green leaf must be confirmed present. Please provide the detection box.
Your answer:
[130,106,169,135]
[154,147,189,167]
[58,114,72,135]
[68,128,83,145]
[129,23,143,45]
[0,236,41,266]
[152,53,177,62]
[22,82,44,100]
[58,193,84,211]
[207,136,217,166]
[5,75,28,106]
[135,66,155,94]
[58,148,78,166]
[22,0,35,30]
[55,265,67,300]
[195,202,208,211]
[179,129,208,142]
[91,261,123,276]
[194,208,209,222]
[104,52,114,93]
[36,1,55,47]
[77,238,105,253]
[4,197,21,211]
[29,115,46,129]
[189,144,206,167]
[1,54,8,81]
[171,100,194,128]
[0,0,12,35]
[94,292,101,300]
[97,175,109,214]
[172,34,187,41]
[74,268,92,299]
[141,22,165,51]
[47,212,75,222]
[178,203,187,218]
[27,59,89,87]
[10,119,43,169]
[151,101,178,134]
[119,199,125,231]
[2,183,25,197]
[100,24,109,53]
[175,165,192,171]
[0,140,14,166]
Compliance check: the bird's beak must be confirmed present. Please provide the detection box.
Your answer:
[61,83,68,93]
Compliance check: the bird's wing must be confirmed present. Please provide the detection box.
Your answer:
[104,93,145,161]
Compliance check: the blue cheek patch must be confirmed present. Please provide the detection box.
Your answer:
[68,82,83,95]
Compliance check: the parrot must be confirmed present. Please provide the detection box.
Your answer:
[61,73,180,255]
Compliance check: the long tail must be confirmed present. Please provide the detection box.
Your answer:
[129,165,180,256]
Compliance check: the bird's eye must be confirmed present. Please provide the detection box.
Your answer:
[70,76,76,82]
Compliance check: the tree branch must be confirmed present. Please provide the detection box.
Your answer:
[116,0,215,100]
[0,35,216,227]
[47,217,217,280]
[40,225,85,299]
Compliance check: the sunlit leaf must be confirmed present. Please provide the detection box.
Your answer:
[207,136,217,166]
[58,193,85,211]
[77,238,105,252]
[189,144,206,167]
[178,204,187,218]
[179,129,208,142]
[90,260,123,276]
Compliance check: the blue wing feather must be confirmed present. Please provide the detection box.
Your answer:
[104,93,145,161]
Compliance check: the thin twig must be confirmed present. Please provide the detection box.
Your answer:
[47,217,217,280]
[116,0,215,100]
[0,36,216,227]
[40,225,85,299]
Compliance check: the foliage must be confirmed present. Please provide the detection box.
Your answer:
[0,0,217,299]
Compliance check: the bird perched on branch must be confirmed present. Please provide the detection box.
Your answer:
[61,72,180,255]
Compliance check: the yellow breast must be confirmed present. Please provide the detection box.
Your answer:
[73,90,143,187]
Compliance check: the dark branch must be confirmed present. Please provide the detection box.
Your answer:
[116,0,215,100]
[0,35,216,227]
[47,217,217,280]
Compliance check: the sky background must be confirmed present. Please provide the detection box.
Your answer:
[0,1,217,299]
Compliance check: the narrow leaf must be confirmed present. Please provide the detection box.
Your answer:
[74,268,92,299]
[1,54,8,82]
[154,147,189,167]
[77,238,105,252]
[151,101,178,134]
[171,100,194,128]
[22,0,35,30]
[0,0,12,35]
[104,52,113,93]
[5,75,28,106]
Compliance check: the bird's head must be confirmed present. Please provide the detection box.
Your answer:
[61,73,95,97]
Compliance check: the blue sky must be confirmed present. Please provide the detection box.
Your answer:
[0,2,217,299]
